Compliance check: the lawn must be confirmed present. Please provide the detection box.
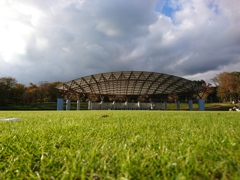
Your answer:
[0,111,240,179]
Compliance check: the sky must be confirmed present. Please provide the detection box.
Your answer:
[0,0,240,85]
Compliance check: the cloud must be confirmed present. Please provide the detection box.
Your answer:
[0,0,239,85]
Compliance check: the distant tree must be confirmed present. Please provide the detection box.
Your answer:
[0,77,25,106]
[0,77,17,105]
[12,83,26,104]
[38,81,62,102]
[231,72,240,95]
[48,82,62,101]
[22,83,38,104]
[167,93,179,103]
[38,81,50,102]
[193,80,214,101]
[22,81,62,104]
[0,77,66,106]
[212,72,240,102]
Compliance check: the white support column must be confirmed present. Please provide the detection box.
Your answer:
[88,100,92,110]
[100,101,103,110]
[138,101,141,110]
[188,100,193,111]
[238,97,240,108]
[177,101,180,110]
[198,99,205,111]
[125,101,128,110]
[164,101,167,110]
[77,100,80,110]
[66,99,71,110]
[150,102,155,110]
[112,101,115,110]
[57,98,63,110]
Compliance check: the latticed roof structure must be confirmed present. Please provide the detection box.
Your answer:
[56,71,203,100]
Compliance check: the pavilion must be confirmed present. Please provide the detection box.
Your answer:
[56,71,205,110]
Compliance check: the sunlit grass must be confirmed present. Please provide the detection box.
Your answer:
[0,111,240,179]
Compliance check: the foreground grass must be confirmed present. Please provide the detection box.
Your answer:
[0,111,239,179]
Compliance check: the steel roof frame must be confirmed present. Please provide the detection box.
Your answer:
[56,71,203,99]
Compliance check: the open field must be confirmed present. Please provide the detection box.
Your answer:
[0,111,240,179]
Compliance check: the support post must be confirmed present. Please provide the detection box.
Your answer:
[150,102,155,110]
[77,100,80,110]
[57,98,63,110]
[238,97,240,108]
[112,101,115,110]
[66,99,71,110]
[177,101,180,110]
[125,101,128,110]
[164,101,167,110]
[99,101,103,110]
[88,100,92,110]
[198,99,205,111]
[100,96,104,110]
[188,100,193,111]
[138,101,141,110]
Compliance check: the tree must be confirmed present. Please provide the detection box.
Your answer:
[212,72,240,102]
[0,77,25,106]
[38,81,50,102]
[22,81,62,104]
[0,77,16,105]
[38,81,62,102]
[12,83,26,104]
[193,80,214,101]
[22,83,39,104]
[48,82,62,101]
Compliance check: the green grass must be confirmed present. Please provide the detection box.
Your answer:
[0,111,240,179]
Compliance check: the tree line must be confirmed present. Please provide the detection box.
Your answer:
[0,77,61,106]
[0,71,239,107]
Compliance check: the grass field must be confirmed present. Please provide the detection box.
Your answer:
[0,111,240,179]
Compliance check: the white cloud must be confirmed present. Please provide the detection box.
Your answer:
[0,0,239,85]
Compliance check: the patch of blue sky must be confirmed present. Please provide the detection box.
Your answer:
[155,0,179,18]
[208,1,220,14]
[161,4,174,17]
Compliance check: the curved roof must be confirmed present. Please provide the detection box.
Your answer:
[56,71,201,98]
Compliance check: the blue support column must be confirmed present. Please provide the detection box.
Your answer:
[188,100,193,111]
[57,98,63,110]
[177,101,180,110]
[198,99,205,111]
